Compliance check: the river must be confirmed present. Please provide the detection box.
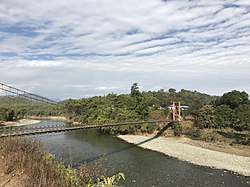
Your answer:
[31,120,249,187]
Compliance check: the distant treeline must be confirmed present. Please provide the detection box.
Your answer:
[0,83,249,132]
[0,96,61,121]
[61,83,218,123]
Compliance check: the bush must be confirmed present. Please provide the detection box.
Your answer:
[138,123,157,134]
[171,121,182,137]
[186,127,202,140]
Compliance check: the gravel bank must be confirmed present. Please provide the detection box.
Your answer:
[118,135,250,176]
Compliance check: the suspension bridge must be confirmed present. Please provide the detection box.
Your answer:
[0,83,171,137]
[0,120,170,137]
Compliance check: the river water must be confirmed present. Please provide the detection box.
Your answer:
[31,120,249,187]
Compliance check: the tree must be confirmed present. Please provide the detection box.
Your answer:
[235,104,250,131]
[6,109,14,121]
[130,83,149,120]
[171,121,182,136]
[216,90,249,109]
[0,107,8,121]
[168,88,176,94]
[130,83,140,98]
[214,105,235,128]
[0,107,14,121]
[197,105,215,128]
[135,97,149,120]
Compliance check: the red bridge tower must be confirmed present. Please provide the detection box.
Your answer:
[172,102,181,121]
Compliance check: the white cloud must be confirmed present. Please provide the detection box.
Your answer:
[0,0,250,98]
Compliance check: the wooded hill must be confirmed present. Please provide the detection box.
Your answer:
[0,83,249,132]
[61,83,218,123]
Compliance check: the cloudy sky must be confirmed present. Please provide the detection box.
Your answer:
[0,0,250,99]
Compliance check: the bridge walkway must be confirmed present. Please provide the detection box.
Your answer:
[0,120,171,137]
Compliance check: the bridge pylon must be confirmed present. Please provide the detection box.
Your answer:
[172,102,181,121]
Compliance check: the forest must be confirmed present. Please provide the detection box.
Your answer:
[0,83,249,135]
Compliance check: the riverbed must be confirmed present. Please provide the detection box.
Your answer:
[31,120,250,187]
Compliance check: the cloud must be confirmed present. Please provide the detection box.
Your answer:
[0,0,250,98]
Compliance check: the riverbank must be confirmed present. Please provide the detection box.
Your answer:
[0,116,68,127]
[27,116,67,121]
[118,135,250,176]
[1,119,41,126]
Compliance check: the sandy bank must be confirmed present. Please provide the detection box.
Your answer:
[118,135,250,176]
[2,119,41,126]
[27,116,67,121]
[1,116,68,127]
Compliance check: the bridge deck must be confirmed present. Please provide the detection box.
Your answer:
[0,120,171,137]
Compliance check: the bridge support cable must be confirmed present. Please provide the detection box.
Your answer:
[0,83,57,104]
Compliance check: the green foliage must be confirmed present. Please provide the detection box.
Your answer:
[215,90,249,109]
[133,96,149,120]
[130,83,150,120]
[170,121,182,136]
[168,88,176,93]
[0,107,15,121]
[0,84,218,128]
[197,105,215,128]
[87,173,125,187]
[6,109,14,121]
[0,97,62,121]
[1,87,249,134]
[196,90,250,131]
[214,105,236,128]
[139,123,157,134]
[235,104,250,131]
[0,107,8,121]
[130,83,140,98]
[143,88,218,118]
[62,85,246,135]
[62,83,150,124]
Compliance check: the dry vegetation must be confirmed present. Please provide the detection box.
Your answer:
[0,137,124,187]
[0,138,77,187]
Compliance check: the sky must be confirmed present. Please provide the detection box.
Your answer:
[0,0,250,99]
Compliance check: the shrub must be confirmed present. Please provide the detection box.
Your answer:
[171,121,182,137]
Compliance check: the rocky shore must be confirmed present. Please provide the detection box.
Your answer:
[118,135,250,176]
